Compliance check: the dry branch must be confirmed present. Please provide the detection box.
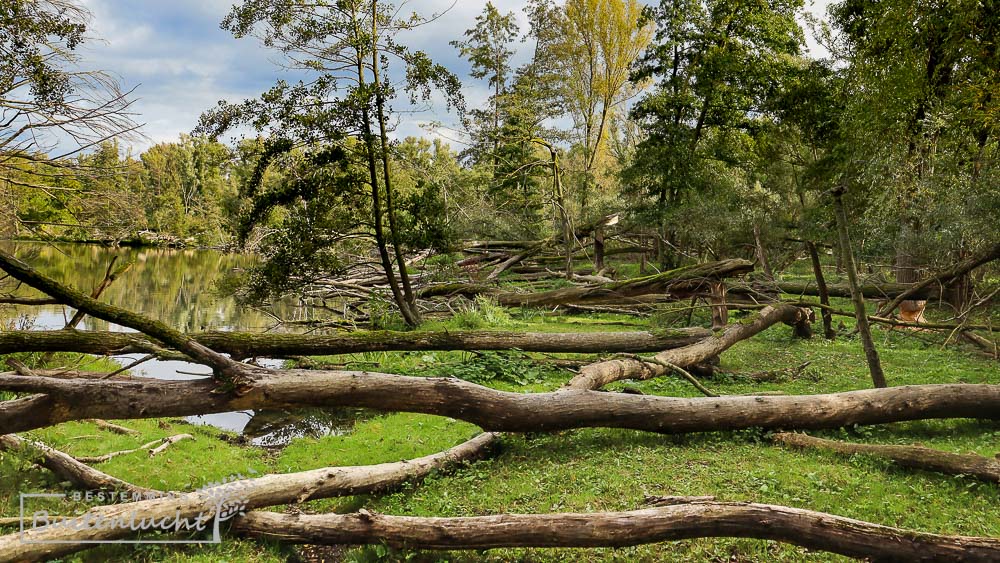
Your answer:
[773,432,1000,482]
[232,502,1000,561]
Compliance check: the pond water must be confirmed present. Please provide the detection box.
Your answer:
[0,241,362,446]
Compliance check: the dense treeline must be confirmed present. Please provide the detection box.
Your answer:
[3,0,999,315]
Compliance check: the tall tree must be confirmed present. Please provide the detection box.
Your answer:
[451,2,519,169]
[200,0,462,326]
[828,0,1000,312]
[623,0,803,267]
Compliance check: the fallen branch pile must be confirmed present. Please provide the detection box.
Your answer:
[1,247,999,561]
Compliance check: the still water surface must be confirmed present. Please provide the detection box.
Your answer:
[1,241,361,445]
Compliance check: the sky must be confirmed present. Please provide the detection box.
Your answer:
[74,0,833,154]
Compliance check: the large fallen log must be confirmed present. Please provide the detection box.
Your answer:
[0,327,711,358]
[2,369,998,435]
[0,433,497,562]
[0,248,251,386]
[232,502,1000,561]
[732,281,943,300]
[567,304,811,390]
[418,259,753,306]
[773,432,1000,483]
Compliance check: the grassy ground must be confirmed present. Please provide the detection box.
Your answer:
[1,261,998,562]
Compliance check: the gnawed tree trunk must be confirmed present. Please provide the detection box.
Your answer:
[567,304,812,390]
[231,502,1000,561]
[0,327,712,358]
[0,433,498,562]
[773,433,1000,483]
[2,371,998,436]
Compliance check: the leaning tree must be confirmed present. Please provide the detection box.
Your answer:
[198,0,464,327]
[0,0,140,239]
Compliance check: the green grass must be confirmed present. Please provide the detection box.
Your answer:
[1,257,998,561]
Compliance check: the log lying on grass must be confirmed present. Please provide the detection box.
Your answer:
[419,259,753,307]
[0,435,155,495]
[0,433,498,562]
[0,327,712,358]
[773,432,1000,483]
[233,502,1000,561]
[2,370,999,435]
[732,281,944,300]
[6,434,1000,562]
[567,304,812,390]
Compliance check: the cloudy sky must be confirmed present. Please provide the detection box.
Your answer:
[75,0,832,153]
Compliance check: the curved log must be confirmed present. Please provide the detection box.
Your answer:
[1,369,998,435]
[232,502,1000,561]
[773,433,1000,483]
[0,435,155,496]
[567,304,810,390]
[0,327,711,358]
[0,433,498,562]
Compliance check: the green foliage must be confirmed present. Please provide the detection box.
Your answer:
[451,295,516,330]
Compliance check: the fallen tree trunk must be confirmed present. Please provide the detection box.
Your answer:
[0,327,711,358]
[0,433,498,562]
[0,435,155,495]
[496,259,753,308]
[232,502,1000,561]
[567,304,811,390]
[773,432,1000,483]
[732,281,943,300]
[418,259,753,306]
[2,369,999,435]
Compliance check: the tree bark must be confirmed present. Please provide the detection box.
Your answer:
[0,433,497,562]
[832,187,886,388]
[0,328,712,358]
[773,432,1000,483]
[2,371,997,436]
[567,304,810,390]
[731,281,942,300]
[805,241,836,340]
[231,502,1000,561]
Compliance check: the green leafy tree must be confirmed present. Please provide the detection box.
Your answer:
[200,0,463,326]
[623,0,803,266]
[0,0,137,237]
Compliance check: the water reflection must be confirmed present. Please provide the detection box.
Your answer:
[0,241,344,444]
